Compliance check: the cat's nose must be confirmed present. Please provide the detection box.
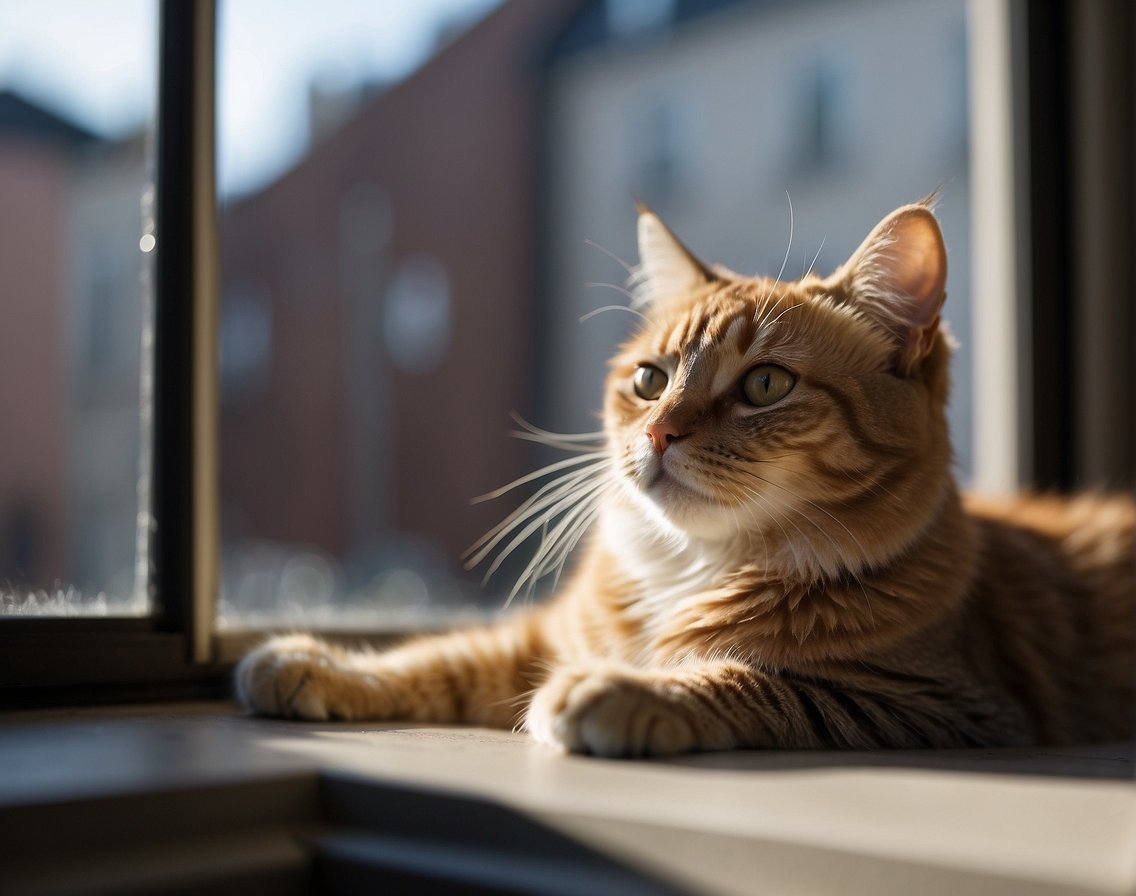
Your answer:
[645,421,683,455]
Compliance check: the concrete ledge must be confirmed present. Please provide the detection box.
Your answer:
[1,703,1132,895]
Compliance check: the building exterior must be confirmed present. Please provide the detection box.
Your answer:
[0,91,146,601]
[65,134,149,602]
[218,1,583,612]
[0,92,81,591]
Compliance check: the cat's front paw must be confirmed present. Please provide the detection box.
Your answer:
[526,665,699,758]
[235,633,382,721]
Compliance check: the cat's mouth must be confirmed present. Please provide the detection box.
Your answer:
[643,463,713,504]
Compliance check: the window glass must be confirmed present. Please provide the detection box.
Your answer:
[0,0,156,616]
[218,0,975,629]
[216,0,513,629]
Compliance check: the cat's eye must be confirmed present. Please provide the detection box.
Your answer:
[742,365,796,407]
[633,364,668,401]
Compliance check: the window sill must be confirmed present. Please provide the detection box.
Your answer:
[0,702,1132,895]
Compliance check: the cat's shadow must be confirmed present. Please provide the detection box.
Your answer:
[658,742,1135,780]
[244,712,1133,780]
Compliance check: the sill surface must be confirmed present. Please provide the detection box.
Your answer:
[0,702,1132,896]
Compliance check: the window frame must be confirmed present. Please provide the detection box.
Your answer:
[0,0,228,705]
[2,0,1129,705]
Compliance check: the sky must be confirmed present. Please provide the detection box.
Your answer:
[0,0,501,195]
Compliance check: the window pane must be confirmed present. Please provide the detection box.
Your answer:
[216,0,514,629]
[217,0,976,630]
[0,1,157,616]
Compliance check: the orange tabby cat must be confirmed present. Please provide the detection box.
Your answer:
[237,201,1134,756]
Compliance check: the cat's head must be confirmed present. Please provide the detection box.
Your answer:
[604,201,954,576]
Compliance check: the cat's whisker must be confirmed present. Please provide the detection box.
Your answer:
[584,281,636,300]
[465,478,599,563]
[584,237,636,275]
[579,303,651,325]
[510,507,585,600]
[476,490,588,585]
[465,464,605,564]
[756,296,802,335]
[506,485,608,606]
[510,431,604,453]
[525,504,593,588]
[756,191,795,309]
[532,495,606,592]
[547,505,602,591]
[472,453,607,504]
[465,467,602,563]
[508,413,605,449]
[500,506,606,602]
[803,235,827,279]
[772,191,795,286]
[479,476,610,585]
[752,285,802,338]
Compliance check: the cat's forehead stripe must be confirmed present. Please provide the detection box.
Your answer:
[693,303,759,356]
[653,290,791,365]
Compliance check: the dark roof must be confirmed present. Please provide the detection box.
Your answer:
[0,89,99,149]
[545,0,748,60]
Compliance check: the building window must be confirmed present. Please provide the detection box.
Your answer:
[384,256,452,375]
[220,280,273,404]
[628,93,693,209]
[605,0,676,40]
[792,58,853,172]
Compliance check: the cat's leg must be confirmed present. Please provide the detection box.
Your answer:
[236,617,547,727]
[524,659,941,757]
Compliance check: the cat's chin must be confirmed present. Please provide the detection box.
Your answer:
[625,469,738,541]
[619,447,739,540]
[645,467,712,504]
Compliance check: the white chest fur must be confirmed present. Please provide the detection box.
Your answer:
[599,504,734,635]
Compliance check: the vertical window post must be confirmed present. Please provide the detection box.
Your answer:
[967,0,1030,494]
[154,0,219,662]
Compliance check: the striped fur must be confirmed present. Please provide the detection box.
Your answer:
[237,203,1134,757]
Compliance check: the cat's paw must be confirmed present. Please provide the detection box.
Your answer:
[235,633,380,721]
[525,665,699,758]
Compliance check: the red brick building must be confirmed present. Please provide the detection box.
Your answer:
[219,2,581,598]
[0,92,95,590]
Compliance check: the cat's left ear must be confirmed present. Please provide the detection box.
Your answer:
[829,202,947,375]
[632,203,717,315]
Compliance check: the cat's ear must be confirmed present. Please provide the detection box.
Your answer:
[631,203,717,314]
[829,202,947,375]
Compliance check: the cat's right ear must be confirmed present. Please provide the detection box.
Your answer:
[631,203,716,315]
[828,202,948,376]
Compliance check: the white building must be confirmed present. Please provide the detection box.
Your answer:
[66,134,149,601]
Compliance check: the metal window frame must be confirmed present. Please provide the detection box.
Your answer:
[1019,0,1133,490]
[0,0,227,706]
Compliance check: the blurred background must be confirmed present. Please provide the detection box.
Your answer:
[0,0,992,624]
